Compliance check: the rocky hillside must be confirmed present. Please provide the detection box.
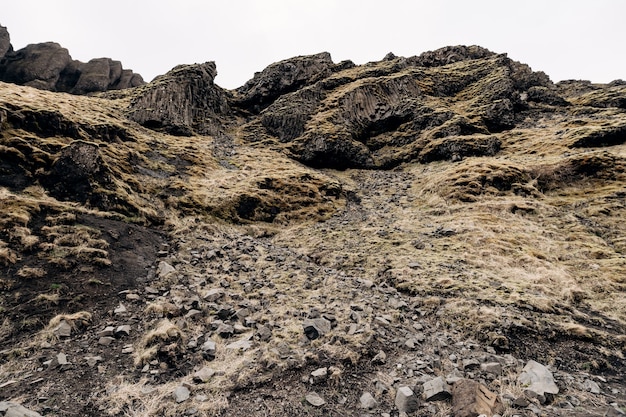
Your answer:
[0,36,625,417]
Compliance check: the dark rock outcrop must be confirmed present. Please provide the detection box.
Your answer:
[0,42,72,91]
[0,25,144,94]
[40,141,113,205]
[0,24,11,58]
[127,62,230,136]
[241,47,559,169]
[236,52,352,112]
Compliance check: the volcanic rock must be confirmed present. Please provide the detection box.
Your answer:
[0,401,43,417]
[243,47,554,169]
[0,26,143,94]
[236,52,340,112]
[127,62,230,136]
[0,24,11,58]
[518,360,559,403]
[40,141,114,209]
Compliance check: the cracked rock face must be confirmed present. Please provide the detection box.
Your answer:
[127,62,231,136]
[241,47,556,169]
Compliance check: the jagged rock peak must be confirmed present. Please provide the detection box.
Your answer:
[0,24,144,94]
[127,61,230,136]
[235,52,354,112]
[0,24,11,58]
[409,45,497,67]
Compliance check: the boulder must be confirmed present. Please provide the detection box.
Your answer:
[518,360,559,403]
[0,42,71,90]
[128,62,230,136]
[451,379,504,417]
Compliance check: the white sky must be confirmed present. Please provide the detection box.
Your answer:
[2,0,625,89]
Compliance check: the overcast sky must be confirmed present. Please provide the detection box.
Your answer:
[2,0,625,89]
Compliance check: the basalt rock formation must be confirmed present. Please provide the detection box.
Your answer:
[127,62,231,136]
[0,25,144,94]
[240,47,556,169]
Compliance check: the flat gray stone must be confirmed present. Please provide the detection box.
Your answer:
[201,339,216,357]
[225,339,252,351]
[98,336,116,346]
[305,392,325,407]
[85,356,103,367]
[193,367,215,383]
[311,367,328,383]
[173,385,190,403]
[518,360,559,401]
[115,325,132,337]
[203,288,225,302]
[583,379,601,394]
[157,261,176,278]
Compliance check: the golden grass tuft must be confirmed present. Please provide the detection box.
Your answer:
[17,266,47,279]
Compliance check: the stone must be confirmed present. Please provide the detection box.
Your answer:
[216,323,234,338]
[0,33,143,94]
[0,401,43,417]
[0,25,11,58]
[462,358,481,371]
[115,325,132,337]
[305,392,325,407]
[121,345,134,354]
[256,325,272,341]
[583,379,601,394]
[157,261,176,278]
[98,336,116,346]
[303,318,331,340]
[174,385,190,403]
[423,376,452,401]
[203,288,225,302]
[53,320,72,338]
[85,356,103,367]
[451,379,504,417]
[225,339,252,351]
[481,362,503,375]
[201,340,216,358]
[310,367,328,384]
[360,392,378,409]
[114,303,127,314]
[518,360,559,403]
[98,326,115,337]
[395,386,419,413]
[372,350,387,365]
[193,367,215,383]
[40,141,118,211]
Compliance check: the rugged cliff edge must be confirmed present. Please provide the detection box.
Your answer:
[0,33,625,417]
